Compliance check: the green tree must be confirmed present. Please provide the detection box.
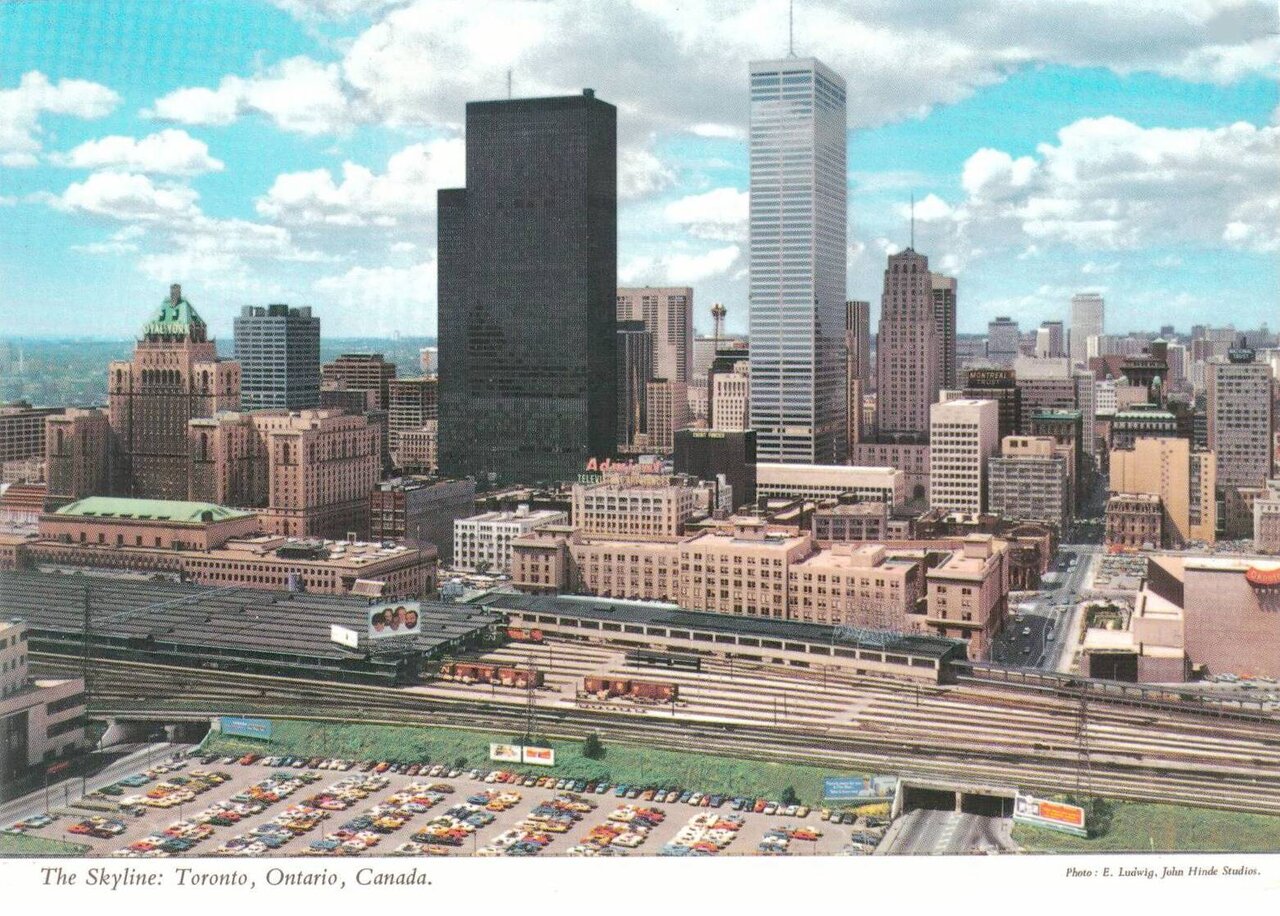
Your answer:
[781,785,800,807]
[582,732,606,760]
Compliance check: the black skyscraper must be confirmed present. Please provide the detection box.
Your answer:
[438,90,618,485]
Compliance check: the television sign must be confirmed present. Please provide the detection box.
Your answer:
[220,716,272,740]
[368,601,422,639]
[1014,793,1087,837]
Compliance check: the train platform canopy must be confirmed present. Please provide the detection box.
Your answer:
[1,570,500,684]
[473,592,966,660]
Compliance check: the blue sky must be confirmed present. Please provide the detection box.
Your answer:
[0,0,1276,340]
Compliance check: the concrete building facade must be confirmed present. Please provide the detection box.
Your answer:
[617,287,693,384]
[929,399,999,515]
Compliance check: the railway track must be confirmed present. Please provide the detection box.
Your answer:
[34,652,1280,817]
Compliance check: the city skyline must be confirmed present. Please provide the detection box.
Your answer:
[0,1,1275,340]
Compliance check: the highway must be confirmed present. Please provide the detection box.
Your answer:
[879,809,1009,855]
[33,651,1280,817]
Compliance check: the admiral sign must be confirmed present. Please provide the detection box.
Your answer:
[1013,793,1087,837]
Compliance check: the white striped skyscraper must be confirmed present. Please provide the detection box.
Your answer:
[748,57,847,464]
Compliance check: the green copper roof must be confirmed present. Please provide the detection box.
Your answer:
[142,285,206,338]
[54,496,253,524]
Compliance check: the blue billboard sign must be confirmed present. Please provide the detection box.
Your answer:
[823,775,896,800]
[220,716,272,740]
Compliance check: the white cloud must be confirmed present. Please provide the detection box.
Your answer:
[619,146,676,200]
[620,244,741,285]
[0,71,119,162]
[255,137,464,226]
[146,57,356,135]
[48,171,202,222]
[956,117,1280,254]
[664,187,748,242]
[313,256,438,334]
[53,129,224,175]
[688,123,743,139]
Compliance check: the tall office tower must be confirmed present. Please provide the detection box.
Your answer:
[748,58,847,464]
[321,353,397,410]
[108,284,240,499]
[875,249,939,440]
[929,398,999,515]
[234,304,320,411]
[845,299,871,447]
[644,379,691,454]
[387,376,438,461]
[985,317,1020,366]
[931,276,957,389]
[438,89,617,483]
[1036,321,1065,359]
[1070,293,1105,366]
[1207,338,1274,493]
[617,320,654,450]
[617,287,693,383]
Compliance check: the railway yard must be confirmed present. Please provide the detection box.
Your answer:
[31,632,1280,820]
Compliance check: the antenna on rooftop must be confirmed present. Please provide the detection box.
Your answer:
[506,68,513,99]
[788,0,795,56]
[909,192,916,250]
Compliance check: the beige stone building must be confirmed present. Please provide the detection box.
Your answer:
[1109,436,1216,545]
[571,478,701,541]
[788,543,926,630]
[640,379,691,454]
[617,286,693,383]
[710,362,750,431]
[189,409,382,540]
[22,497,434,598]
[109,285,241,500]
[926,534,1009,659]
[44,408,112,509]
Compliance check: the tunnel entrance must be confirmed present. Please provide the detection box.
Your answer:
[902,785,956,812]
[961,792,1013,817]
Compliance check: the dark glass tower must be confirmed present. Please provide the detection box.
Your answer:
[438,90,618,485]
[234,304,321,411]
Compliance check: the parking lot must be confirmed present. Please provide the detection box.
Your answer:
[7,752,886,857]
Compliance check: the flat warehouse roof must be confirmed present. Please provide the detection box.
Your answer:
[0,571,499,661]
[476,593,964,659]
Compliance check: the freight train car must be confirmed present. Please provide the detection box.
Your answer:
[581,677,678,703]
[440,662,544,688]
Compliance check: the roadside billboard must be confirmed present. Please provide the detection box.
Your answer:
[489,743,523,763]
[823,775,897,801]
[368,601,422,639]
[1014,793,1087,837]
[330,624,359,648]
[220,716,272,740]
[522,746,556,767]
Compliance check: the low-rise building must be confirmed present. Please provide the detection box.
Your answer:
[21,496,434,597]
[925,534,1009,659]
[369,476,476,561]
[453,506,568,574]
[1254,479,1280,553]
[1106,493,1164,549]
[570,478,702,541]
[986,435,1071,531]
[812,500,889,543]
[757,462,903,506]
[851,441,930,502]
[1,618,86,784]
